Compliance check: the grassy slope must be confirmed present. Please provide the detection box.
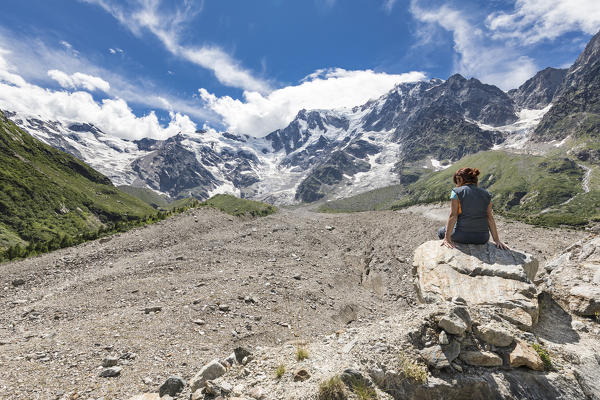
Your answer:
[117,185,171,209]
[392,150,598,226]
[0,112,155,250]
[202,194,277,217]
[320,150,599,227]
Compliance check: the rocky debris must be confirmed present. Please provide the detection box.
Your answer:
[438,315,467,335]
[144,306,162,314]
[420,341,460,369]
[414,241,539,330]
[127,394,160,400]
[293,369,311,382]
[544,237,600,316]
[99,366,122,377]
[102,356,119,367]
[189,359,227,392]
[459,350,503,367]
[159,376,186,397]
[11,278,26,287]
[475,323,514,347]
[439,331,449,345]
[234,346,252,363]
[509,340,544,371]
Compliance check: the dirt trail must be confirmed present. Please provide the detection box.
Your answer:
[0,205,590,399]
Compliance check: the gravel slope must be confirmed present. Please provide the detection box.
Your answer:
[0,205,590,399]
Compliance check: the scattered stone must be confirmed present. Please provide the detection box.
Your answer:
[142,377,153,385]
[293,369,311,382]
[571,320,587,332]
[159,376,186,397]
[225,353,236,366]
[509,340,544,371]
[144,306,162,314]
[476,323,514,347]
[99,366,122,377]
[234,346,252,363]
[192,319,205,326]
[438,315,467,335]
[459,351,503,367]
[242,355,253,365]
[248,387,266,399]
[11,278,26,287]
[439,331,449,345]
[420,341,460,369]
[219,304,231,312]
[102,356,118,367]
[189,359,227,392]
[127,394,160,400]
[325,225,335,231]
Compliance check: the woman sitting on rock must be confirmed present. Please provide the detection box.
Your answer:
[438,167,509,249]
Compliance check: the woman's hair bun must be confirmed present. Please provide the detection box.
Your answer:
[453,167,480,184]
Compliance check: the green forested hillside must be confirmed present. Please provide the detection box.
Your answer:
[0,112,156,257]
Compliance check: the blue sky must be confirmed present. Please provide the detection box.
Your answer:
[0,0,598,139]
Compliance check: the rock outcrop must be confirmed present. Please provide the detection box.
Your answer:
[414,241,539,330]
[544,236,600,316]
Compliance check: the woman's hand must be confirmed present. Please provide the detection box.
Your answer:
[441,237,456,248]
[494,240,509,250]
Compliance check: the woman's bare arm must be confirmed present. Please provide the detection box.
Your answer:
[487,203,509,249]
[441,199,459,248]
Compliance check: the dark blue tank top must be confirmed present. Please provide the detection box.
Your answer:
[453,184,491,233]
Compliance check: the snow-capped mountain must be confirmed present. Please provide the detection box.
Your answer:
[13,31,600,205]
[4,72,556,205]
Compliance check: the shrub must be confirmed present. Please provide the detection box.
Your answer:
[317,376,347,400]
[296,346,309,361]
[275,364,286,379]
[349,378,378,400]
[399,353,428,384]
[532,343,552,370]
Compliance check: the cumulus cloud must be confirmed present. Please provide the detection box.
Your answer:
[199,68,426,137]
[487,0,600,45]
[0,47,196,140]
[108,47,124,54]
[48,69,111,92]
[410,1,538,90]
[83,0,271,93]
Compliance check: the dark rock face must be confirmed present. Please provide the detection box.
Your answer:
[508,67,567,109]
[132,138,218,199]
[533,30,600,142]
[295,151,370,202]
[265,109,349,154]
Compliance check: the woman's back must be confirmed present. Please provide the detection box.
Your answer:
[453,184,491,233]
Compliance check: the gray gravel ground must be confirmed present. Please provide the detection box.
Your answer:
[0,205,590,399]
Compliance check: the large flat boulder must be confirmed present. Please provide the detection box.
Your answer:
[544,237,600,316]
[414,241,539,328]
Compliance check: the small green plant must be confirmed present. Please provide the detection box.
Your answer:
[399,353,428,384]
[296,346,309,361]
[532,343,552,370]
[595,311,599,322]
[317,376,347,400]
[275,364,286,379]
[349,378,378,400]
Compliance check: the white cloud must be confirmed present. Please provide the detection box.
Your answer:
[383,0,397,14]
[199,68,426,137]
[410,1,538,90]
[48,69,111,92]
[0,26,214,123]
[0,47,196,140]
[487,0,600,45]
[109,47,124,54]
[83,0,271,93]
